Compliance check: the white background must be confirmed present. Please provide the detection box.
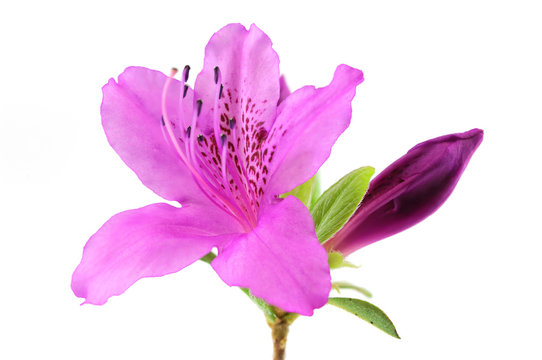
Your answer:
[1,0,541,359]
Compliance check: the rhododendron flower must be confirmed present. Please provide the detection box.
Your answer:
[325,129,483,256]
[71,24,364,315]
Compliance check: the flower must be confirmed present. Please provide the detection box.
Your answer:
[324,129,483,256]
[71,24,364,315]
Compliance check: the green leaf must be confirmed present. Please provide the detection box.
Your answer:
[332,281,372,298]
[280,174,321,208]
[328,297,400,339]
[311,167,375,243]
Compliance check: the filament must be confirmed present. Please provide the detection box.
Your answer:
[161,68,251,231]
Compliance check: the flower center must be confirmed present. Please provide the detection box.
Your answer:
[161,67,271,231]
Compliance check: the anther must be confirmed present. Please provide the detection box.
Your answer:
[186,126,192,138]
[183,65,190,82]
[220,134,227,147]
[214,66,220,84]
[161,116,165,126]
[197,134,204,142]
[219,84,224,99]
[183,84,189,98]
[196,99,203,116]
[229,118,236,129]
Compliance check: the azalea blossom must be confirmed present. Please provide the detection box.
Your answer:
[325,129,483,256]
[71,24,364,315]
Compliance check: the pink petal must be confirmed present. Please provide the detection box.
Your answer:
[194,23,280,133]
[72,203,242,305]
[211,196,331,316]
[263,65,364,199]
[101,66,204,204]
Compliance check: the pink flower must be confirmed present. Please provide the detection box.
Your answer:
[71,24,364,315]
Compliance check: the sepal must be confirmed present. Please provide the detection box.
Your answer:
[331,281,372,298]
[328,251,360,269]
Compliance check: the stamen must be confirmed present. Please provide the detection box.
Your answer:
[220,134,228,182]
[225,154,258,227]
[188,99,202,165]
[219,84,224,99]
[229,118,236,129]
[160,115,169,149]
[183,65,190,82]
[213,66,223,150]
[197,134,204,142]
[162,68,189,165]
[214,66,220,84]
[186,126,191,138]
[179,65,189,129]
[162,67,251,231]
[196,99,203,116]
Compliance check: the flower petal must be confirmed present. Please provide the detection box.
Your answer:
[101,66,204,204]
[211,196,331,316]
[325,129,484,255]
[263,65,364,199]
[72,202,242,305]
[194,23,280,133]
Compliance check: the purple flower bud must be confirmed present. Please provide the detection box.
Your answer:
[325,129,483,256]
